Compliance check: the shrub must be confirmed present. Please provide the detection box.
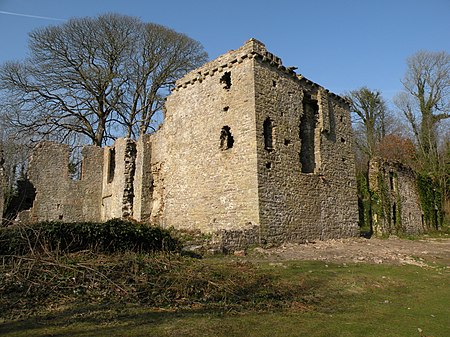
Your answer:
[0,219,180,255]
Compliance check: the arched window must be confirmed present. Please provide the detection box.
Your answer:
[220,126,234,150]
[263,117,274,150]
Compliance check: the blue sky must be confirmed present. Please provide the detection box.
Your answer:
[1,0,449,104]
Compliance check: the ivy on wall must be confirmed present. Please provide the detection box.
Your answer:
[357,159,435,236]
[416,173,442,230]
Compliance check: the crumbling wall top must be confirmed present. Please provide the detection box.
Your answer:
[172,38,348,105]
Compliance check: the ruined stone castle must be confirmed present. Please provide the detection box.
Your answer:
[15,39,362,247]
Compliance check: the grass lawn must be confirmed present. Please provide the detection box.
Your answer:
[1,259,448,337]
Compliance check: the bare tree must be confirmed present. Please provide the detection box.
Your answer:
[394,50,450,172]
[0,13,208,146]
[346,87,388,160]
[118,23,208,138]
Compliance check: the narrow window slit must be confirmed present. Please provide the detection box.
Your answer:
[263,117,274,151]
[392,203,397,225]
[107,147,115,183]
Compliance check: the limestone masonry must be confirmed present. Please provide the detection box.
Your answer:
[18,39,362,248]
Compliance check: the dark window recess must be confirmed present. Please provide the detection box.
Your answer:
[220,126,234,150]
[220,71,232,89]
[272,80,277,87]
[263,117,274,150]
[300,96,319,173]
[389,172,395,190]
[341,137,346,143]
[433,209,439,229]
[4,178,36,221]
[266,162,272,169]
[392,203,397,225]
[223,106,229,112]
[284,139,291,146]
[107,147,115,183]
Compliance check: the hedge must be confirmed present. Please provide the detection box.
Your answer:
[0,219,180,255]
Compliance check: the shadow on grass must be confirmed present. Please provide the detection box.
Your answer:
[0,303,234,337]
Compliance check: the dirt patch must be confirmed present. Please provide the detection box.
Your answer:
[251,236,450,267]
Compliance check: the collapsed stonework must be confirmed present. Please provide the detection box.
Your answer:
[16,39,362,248]
[368,158,425,236]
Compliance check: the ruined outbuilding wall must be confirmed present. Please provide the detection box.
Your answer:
[101,138,137,221]
[369,159,424,235]
[133,134,153,222]
[27,142,103,222]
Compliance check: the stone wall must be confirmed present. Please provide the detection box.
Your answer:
[369,158,424,235]
[26,142,103,223]
[253,48,359,244]
[101,138,137,221]
[133,135,153,222]
[151,39,261,233]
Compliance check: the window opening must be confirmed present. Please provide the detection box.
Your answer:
[220,71,231,89]
[389,172,395,190]
[266,162,272,169]
[392,202,397,225]
[220,126,234,150]
[263,117,274,150]
[300,95,319,173]
[284,139,291,146]
[223,106,229,112]
[107,147,115,183]
[272,80,277,87]
[433,209,439,229]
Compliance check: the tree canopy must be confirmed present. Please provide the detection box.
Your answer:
[394,50,450,173]
[347,87,388,160]
[0,13,208,146]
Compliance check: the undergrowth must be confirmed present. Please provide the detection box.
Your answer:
[0,219,313,320]
[0,252,309,320]
[0,219,180,255]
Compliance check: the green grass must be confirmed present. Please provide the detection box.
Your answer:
[1,258,448,337]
